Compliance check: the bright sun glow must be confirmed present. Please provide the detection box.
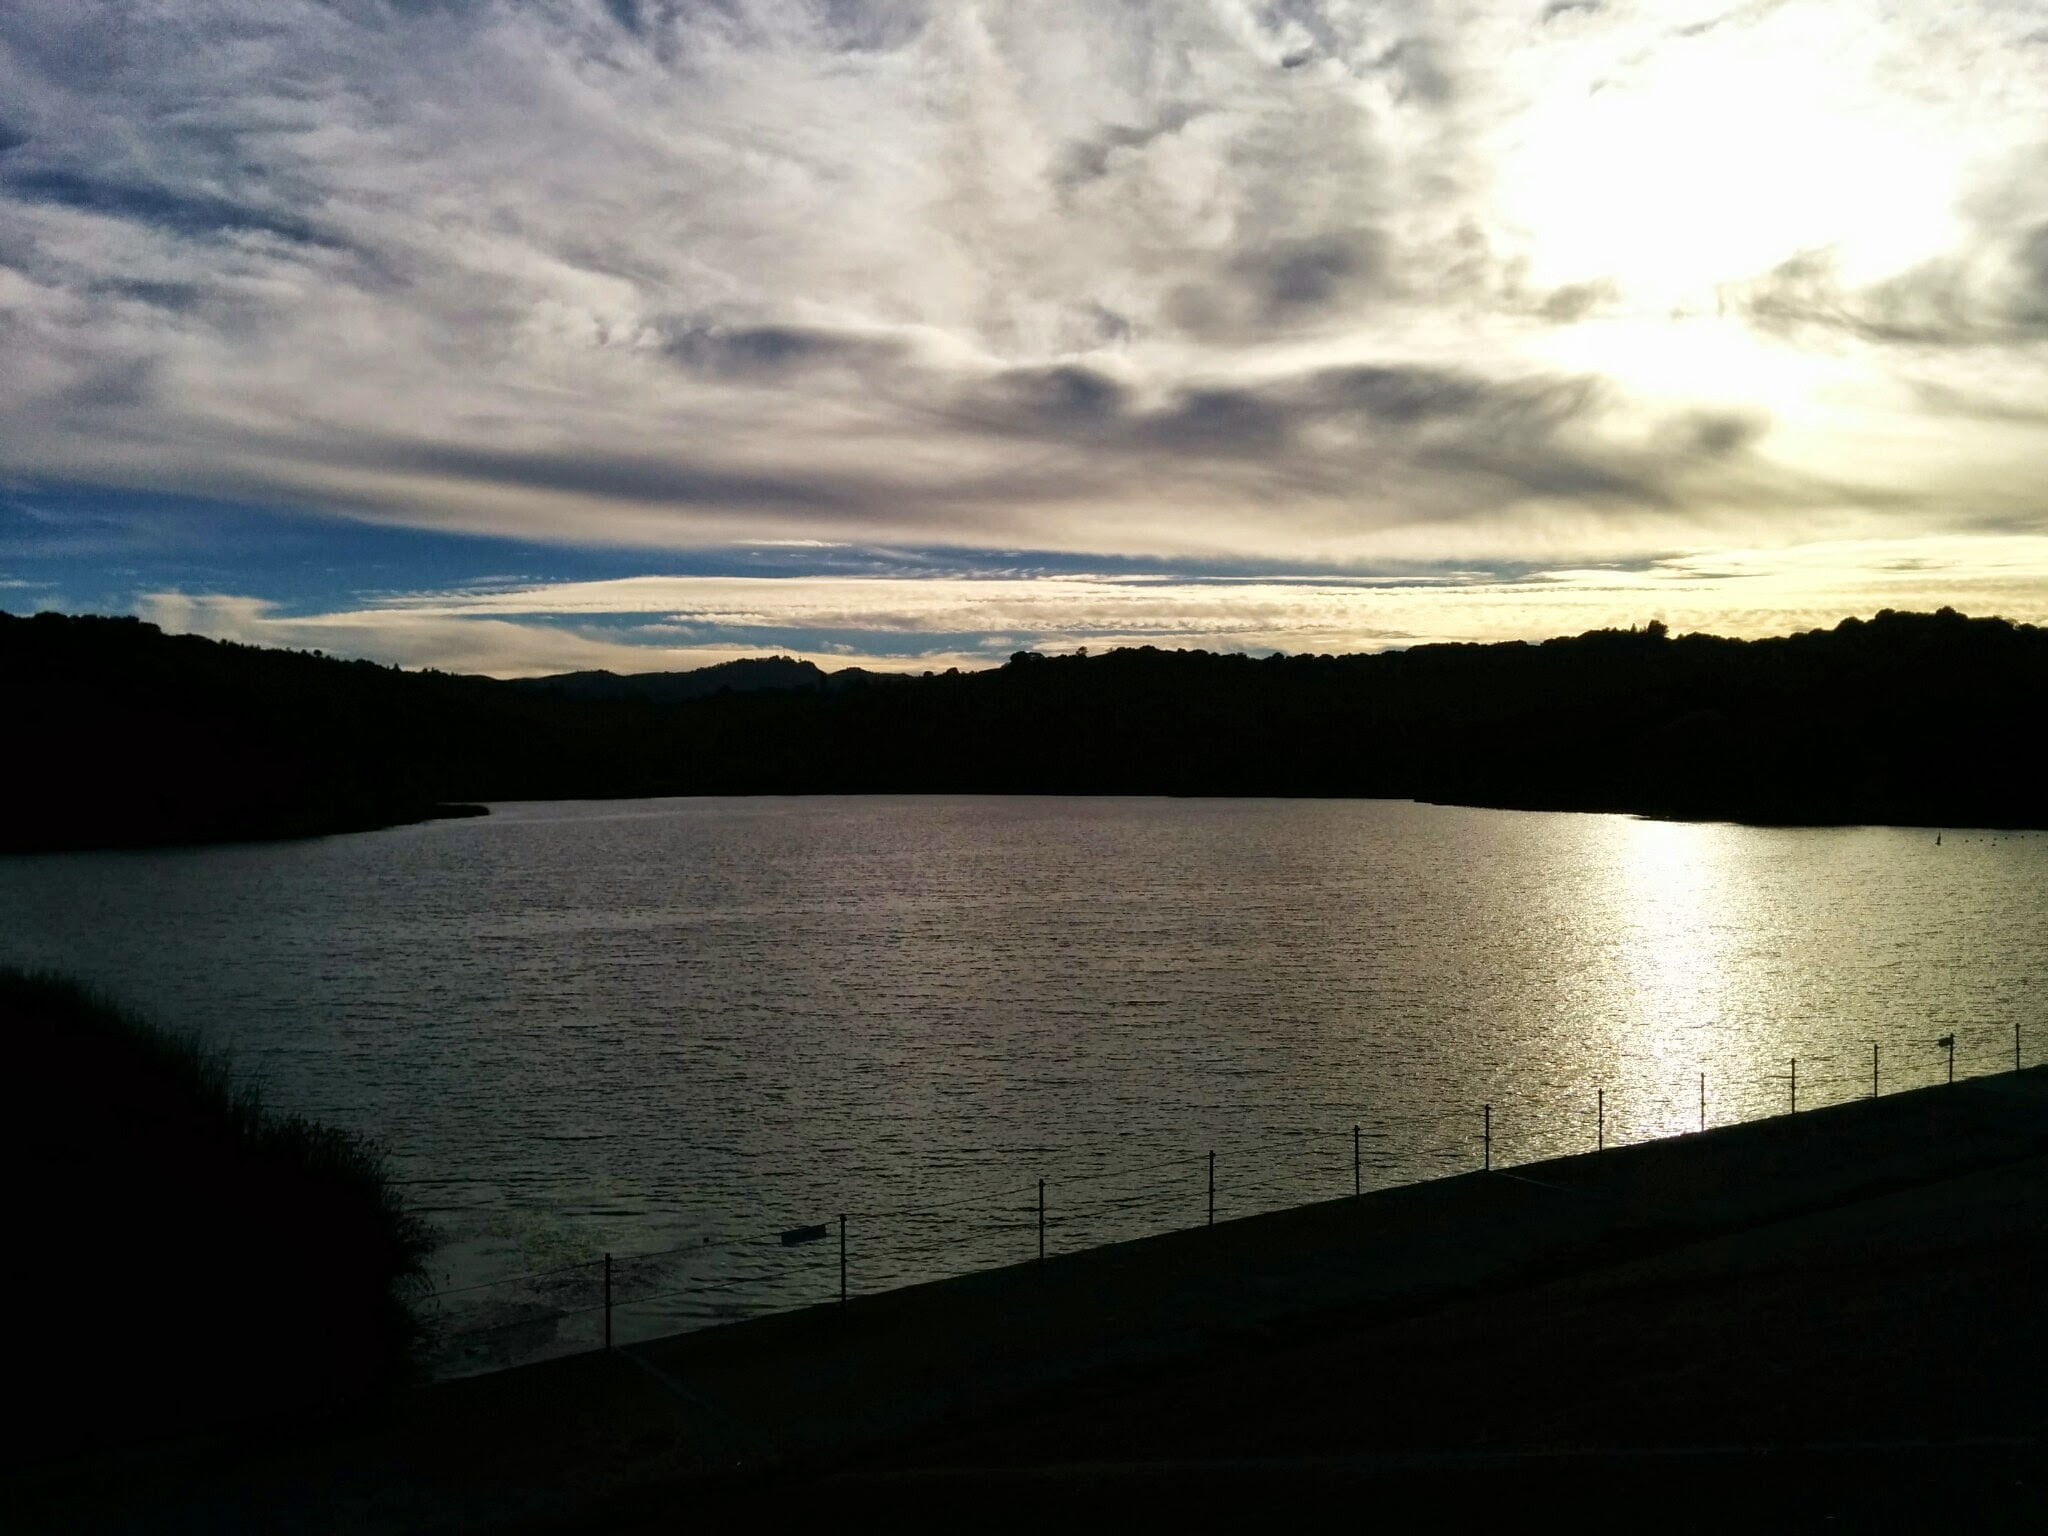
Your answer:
[1497,16,1961,302]
[1528,311,1839,418]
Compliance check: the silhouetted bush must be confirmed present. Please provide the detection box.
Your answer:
[4,969,434,1460]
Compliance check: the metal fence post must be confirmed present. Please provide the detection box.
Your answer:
[1483,1104,1491,1171]
[1947,1034,1955,1084]
[1207,1150,1215,1226]
[1790,1057,1797,1114]
[603,1252,612,1351]
[1872,1042,1879,1099]
[1597,1087,1604,1153]
[838,1214,847,1307]
[1037,1179,1045,1264]
[1699,1071,1705,1133]
[1353,1123,1361,1199]
[2019,1022,2024,1075]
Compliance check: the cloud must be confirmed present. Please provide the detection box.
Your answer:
[132,588,1018,677]
[1735,234,2048,348]
[938,357,1824,533]
[654,319,910,380]
[1908,381,2048,429]
[342,439,874,515]
[127,532,2048,676]
[1728,143,2048,347]
[0,0,2043,618]
[1538,278,1618,323]
[1169,227,1394,339]
[133,591,847,677]
[1052,103,1206,190]
[1,167,336,248]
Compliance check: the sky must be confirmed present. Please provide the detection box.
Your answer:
[3,1,2047,676]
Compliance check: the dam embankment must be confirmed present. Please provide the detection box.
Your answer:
[24,1064,2048,1532]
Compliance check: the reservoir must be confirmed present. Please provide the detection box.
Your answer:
[4,796,2040,1368]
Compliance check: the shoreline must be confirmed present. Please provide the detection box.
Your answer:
[0,800,489,857]
[10,790,2047,859]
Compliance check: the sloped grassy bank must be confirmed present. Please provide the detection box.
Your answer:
[4,969,434,1462]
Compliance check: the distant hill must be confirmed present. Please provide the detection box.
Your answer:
[512,655,919,702]
[512,655,830,702]
[4,606,2045,853]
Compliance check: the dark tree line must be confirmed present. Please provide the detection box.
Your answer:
[3,605,2043,853]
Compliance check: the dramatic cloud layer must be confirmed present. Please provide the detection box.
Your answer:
[138,533,2048,675]
[4,1,2046,669]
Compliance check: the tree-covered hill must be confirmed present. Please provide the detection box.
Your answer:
[3,605,2043,852]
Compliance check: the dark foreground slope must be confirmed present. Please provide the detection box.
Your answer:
[5,605,2045,852]
[20,1068,2047,1531]
[3,970,432,1464]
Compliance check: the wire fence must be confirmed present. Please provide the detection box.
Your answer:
[416,1019,2034,1379]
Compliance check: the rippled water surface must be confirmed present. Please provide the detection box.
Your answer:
[3,796,2042,1369]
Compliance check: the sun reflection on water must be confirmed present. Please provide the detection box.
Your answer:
[1616,819,1740,1015]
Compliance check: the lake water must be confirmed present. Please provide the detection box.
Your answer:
[3,796,2042,1372]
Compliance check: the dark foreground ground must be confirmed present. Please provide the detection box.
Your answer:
[16,1069,2048,1533]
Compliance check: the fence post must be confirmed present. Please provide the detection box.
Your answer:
[1353,1123,1361,1199]
[1872,1042,1879,1099]
[1207,1151,1215,1226]
[1699,1071,1705,1133]
[603,1252,612,1351]
[2019,1022,2024,1075]
[838,1214,847,1307]
[1596,1087,1604,1153]
[1790,1057,1797,1114]
[1947,1034,1955,1084]
[1037,1179,1045,1265]
[1483,1104,1491,1171]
